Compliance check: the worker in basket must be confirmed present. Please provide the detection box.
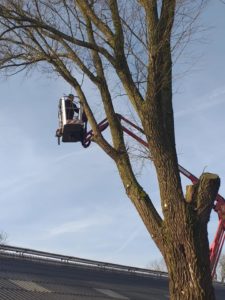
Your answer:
[65,94,79,121]
[56,93,88,145]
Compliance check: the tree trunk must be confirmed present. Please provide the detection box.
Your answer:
[161,173,220,300]
[164,236,215,299]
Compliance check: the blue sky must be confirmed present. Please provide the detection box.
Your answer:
[0,2,225,268]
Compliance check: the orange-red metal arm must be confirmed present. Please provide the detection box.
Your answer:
[84,114,225,274]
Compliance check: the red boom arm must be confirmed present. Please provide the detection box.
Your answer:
[83,114,225,276]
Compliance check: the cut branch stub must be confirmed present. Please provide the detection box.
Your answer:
[185,173,220,224]
[196,173,220,223]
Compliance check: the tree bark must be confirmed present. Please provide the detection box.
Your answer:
[165,241,215,300]
[162,173,220,300]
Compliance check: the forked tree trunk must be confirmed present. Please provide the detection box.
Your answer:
[160,173,220,300]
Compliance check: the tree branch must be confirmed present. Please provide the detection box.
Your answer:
[76,0,115,47]
[109,0,144,112]
[0,4,115,65]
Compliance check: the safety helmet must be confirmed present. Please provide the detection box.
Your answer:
[68,94,74,100]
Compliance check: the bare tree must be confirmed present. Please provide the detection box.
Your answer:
[0,231,7,245]
[0,1,220,299]
[219,254,225,283]
[147,257,167,273]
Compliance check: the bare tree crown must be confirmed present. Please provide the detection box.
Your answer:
[0,2,220,298]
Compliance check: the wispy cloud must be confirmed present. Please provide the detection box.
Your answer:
[48,217,111,237]
[175,87,225,118]
[113,227,140,255]
[0,145,100,201]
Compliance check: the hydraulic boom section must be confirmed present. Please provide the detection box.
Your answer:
[61,113,225,276]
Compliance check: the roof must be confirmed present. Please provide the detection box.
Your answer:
[0,245,224,300]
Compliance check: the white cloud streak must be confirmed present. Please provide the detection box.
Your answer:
[175,87,225,118]
[113,227,140,255]
[48,217,112,237]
